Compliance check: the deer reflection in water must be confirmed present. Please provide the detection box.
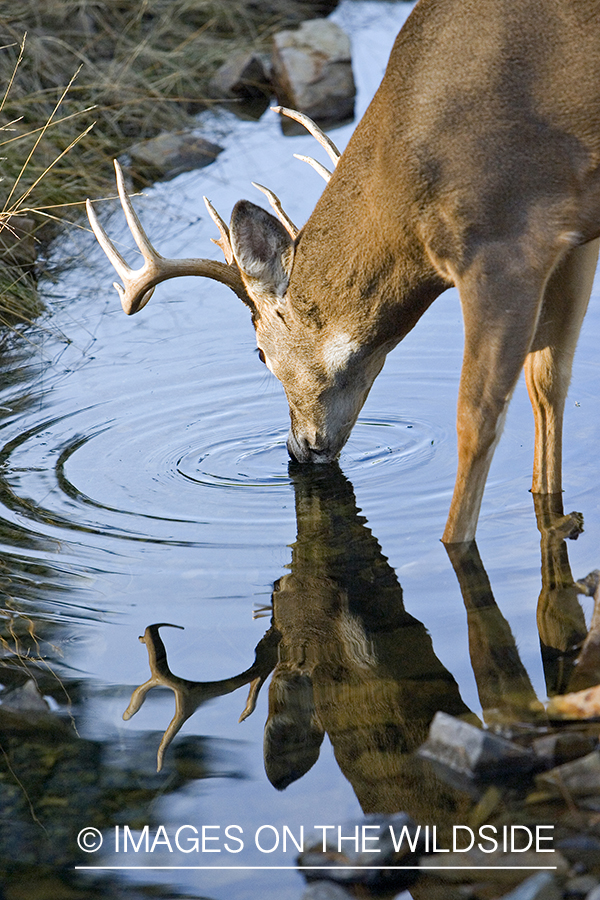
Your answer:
[124,465,597,821]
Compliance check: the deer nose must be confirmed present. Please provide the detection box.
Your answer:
[286,430,333,464]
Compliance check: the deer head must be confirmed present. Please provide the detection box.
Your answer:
[87,108,397,467]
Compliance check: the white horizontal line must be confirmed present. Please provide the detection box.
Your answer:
[75,866,558,871]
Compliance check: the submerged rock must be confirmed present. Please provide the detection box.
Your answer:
[298,812,423,892]
[563,873,599,896]
[0,678,50,712]
[417,711,535,784]
[536,748,600,797]
[532,730,597,767]
[424,847,568,885]
[300,882,353,900]
[557,834,600,868]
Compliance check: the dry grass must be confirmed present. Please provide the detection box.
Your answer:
[0,0,294,323]
[0,0,277,209]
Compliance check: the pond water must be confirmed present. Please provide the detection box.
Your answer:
[2,2,600,899]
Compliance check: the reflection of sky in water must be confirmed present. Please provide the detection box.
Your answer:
[1,0,600,897]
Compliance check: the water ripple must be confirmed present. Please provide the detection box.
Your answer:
[0,397,441,545]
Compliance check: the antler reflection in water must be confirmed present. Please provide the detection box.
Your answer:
[261,464,475,817]
[569,570,600,686]
[546,571,600,717]
[123,622,279,771]
[122,465,476,822]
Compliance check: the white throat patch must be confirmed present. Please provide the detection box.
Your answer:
[322,333,359,374]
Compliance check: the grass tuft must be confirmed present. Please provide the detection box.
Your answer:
[0,0,296,324]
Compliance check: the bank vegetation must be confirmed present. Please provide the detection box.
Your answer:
[0,0,338,325]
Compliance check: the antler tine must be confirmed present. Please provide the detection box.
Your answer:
[272,105,342,167]
[87,160,251,315]
[293,153,332,183]
[86,196,132,285]
[87,192,156,313]
[86,161,159,314]
[203,196,234,265]
[113,159,159,260]
[238,674,267,722]
[252,182,299,240]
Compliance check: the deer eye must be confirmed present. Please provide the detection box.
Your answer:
[257,348,266,364]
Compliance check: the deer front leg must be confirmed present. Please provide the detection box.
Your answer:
[524,238,599,494]
[442,262,548,544]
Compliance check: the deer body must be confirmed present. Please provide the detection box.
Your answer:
[88,0,600,543]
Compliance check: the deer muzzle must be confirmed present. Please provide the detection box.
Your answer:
[286,430,340,464]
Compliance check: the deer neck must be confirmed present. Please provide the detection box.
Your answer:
[289,164,447,351]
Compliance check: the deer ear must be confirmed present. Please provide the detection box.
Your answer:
[230,200,294,299]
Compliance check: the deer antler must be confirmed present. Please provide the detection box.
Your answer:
[252,182,299,239]
[86,160,249,315]
[123,622,278,771]
[272,106,342,183]
[203,195,234,264]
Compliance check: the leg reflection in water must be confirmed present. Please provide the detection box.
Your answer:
[445,492,597,726]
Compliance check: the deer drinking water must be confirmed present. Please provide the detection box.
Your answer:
[87,0,600,543]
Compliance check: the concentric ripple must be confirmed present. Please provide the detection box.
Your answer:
[177,429,290,489]
[342,414,439,475]
[0,391,442,547]
[177,414,438,488]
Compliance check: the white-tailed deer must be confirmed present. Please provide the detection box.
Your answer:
[87,0,600,543]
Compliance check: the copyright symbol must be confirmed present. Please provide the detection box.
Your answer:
[77,827,103,852]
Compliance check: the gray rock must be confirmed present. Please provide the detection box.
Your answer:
[299,812,422,890]
[536,748,600,796]
[271,19,355,125]
[578,796,600,811]
[417,711,535,783]
[563,874,599,896]
[497,871,561,900]
[532,731,597,768]
[424,848,568,885]
[208,51,271,101]
[244,0,339,26]
[557,834,600,867]
[128,133,223,184]
[0,678,50,712]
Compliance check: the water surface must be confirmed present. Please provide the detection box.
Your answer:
[2,3,600,898]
